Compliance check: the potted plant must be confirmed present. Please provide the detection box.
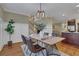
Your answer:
[5,19,15,47]
[35,22,46,34]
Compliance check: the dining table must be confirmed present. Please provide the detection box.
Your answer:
[30,34,65,56]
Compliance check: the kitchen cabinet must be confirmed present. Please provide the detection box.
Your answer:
[62,32,79,46]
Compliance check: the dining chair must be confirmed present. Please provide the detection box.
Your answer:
[21,34,36,50]
[52,32,57,37]
[44,32,49,36]
[21,35,27,51]
[26,37,46,56]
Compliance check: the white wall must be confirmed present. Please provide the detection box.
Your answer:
[0,18,4,51]
[40,24,52,35]
[3,11,29,23]
[2,11,29,45]
[3,22,29,44]
[0,7,4,51]
[39,21,53,37]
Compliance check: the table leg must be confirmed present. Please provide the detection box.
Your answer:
[50,44,61,56]
[45,44,60,56]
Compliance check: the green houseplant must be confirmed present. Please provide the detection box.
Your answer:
[5,19,15,47]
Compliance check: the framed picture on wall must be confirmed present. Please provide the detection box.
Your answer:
[77,23,79,32]
[67,25,76,32]
[67,19,76,32]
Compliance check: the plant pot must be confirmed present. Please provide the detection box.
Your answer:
[8,41,12,47]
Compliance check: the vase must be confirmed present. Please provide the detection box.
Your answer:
[37,30,40,34]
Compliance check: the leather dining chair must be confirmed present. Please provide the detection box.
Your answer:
[21,35,27,51]
[26,37,46,56]
[21,34,36,50]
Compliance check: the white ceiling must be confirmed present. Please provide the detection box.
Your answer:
[1,3,79,22]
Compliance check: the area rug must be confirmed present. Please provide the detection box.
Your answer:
[21,44,68,56]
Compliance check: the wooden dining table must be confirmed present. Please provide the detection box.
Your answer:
[30,34,65,56]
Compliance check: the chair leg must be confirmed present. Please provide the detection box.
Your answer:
[30,52,32,56]
[45,49,48,56]
[24,46,26,51]
[41,50,44,56]
[26,49,28,53]
[35,53,37,56]
[24,45,28,53]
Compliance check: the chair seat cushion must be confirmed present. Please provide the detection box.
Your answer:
[32,44,45,53]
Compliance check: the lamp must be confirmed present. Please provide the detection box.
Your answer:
[35,3,45,20]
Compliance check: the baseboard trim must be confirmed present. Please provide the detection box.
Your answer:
[0,45,5,53]
[0,42,23,53]
[4,42,23,46]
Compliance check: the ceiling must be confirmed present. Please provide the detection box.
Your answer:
[1,3,79,22]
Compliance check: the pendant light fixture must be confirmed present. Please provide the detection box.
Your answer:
[35,3,45,19]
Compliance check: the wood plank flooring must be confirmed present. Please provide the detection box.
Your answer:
[0,42,79,56]
[0,42,24,56]
[56,42,79,56]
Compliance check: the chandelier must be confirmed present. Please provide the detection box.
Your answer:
[35,3,45,20]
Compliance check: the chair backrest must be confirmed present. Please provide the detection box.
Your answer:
[21,35,27,44]
[44,32,49,36]
[26,37,34,52]
[52,32,57,36]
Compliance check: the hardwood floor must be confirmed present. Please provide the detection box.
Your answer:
[0,42,24,56]
[56,42,79,56]
[0,42,79,56]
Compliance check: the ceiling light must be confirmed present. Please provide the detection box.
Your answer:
[76,5,79,7]
[62,14,65,16]
[34,3,45,20]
